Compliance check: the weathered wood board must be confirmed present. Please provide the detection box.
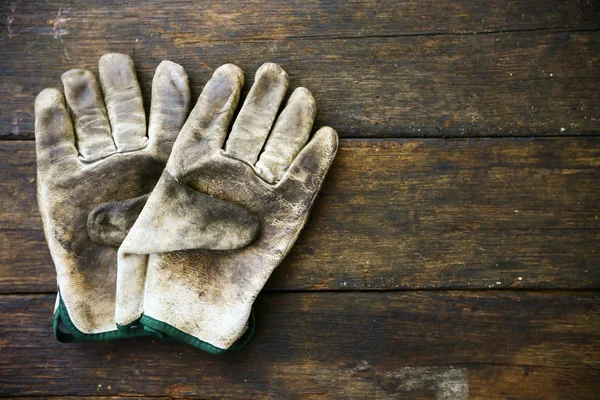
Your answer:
[1,291,599,399]
[2,1,600,398]
[6,0,600,41]
[2,1,599,139]
[2,138,599,293]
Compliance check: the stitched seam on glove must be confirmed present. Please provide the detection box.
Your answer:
[138,309,256,354]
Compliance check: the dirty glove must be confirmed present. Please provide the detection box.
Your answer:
[35,53,190,341]
[115,63,338,352]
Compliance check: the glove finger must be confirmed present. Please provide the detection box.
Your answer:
[255,87,316,184]
[170,64,243,161]
[279,126,338,196]
[62,69,116,162]
[34,88,78,169]
[99,53,147,152]
[225,62,289,165]
[87,193,149,247]
[147,60,191,159]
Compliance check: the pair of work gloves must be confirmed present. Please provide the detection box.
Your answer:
[35,53,337,353]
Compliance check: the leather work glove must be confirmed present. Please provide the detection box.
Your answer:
[35,53,191,341]
[115,62,338,353]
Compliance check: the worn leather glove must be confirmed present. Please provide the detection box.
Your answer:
[35,53,190,341]
[115,62,338,352]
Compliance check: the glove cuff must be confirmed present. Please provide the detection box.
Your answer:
[126,309,256,354]
[53,291,153,342]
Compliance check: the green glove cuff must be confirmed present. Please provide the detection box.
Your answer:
[53,291,153,342]
[115,310,256,354]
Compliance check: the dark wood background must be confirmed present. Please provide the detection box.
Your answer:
[1,1,599,398]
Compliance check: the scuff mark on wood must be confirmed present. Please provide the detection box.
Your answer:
[315,360,469,399]
[47,7,70,39]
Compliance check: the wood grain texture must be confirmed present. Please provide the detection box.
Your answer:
[1,292,598,398]
[2,138,599,293]
[5,0,599,41]
[2,398,159,400]
[2,2,600,398]
[1,2,599,139]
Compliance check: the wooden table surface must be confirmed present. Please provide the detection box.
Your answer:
[1,1,599,399]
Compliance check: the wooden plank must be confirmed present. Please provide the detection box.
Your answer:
[1,291,598,398]
[5,0,599,42]
[3,398,167,400]
[2,11,599,139]
[1,138,599,292]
